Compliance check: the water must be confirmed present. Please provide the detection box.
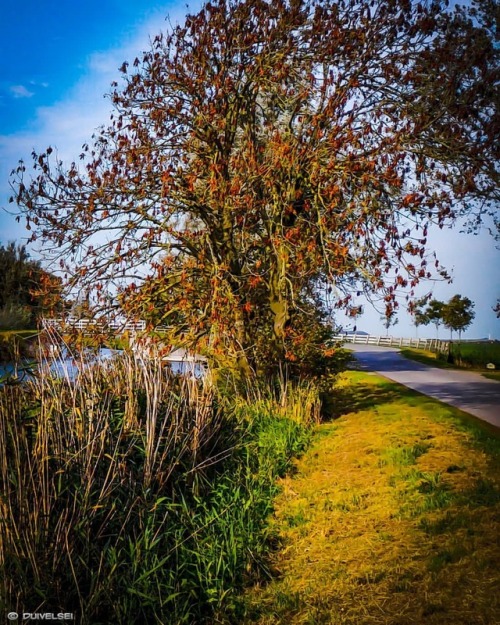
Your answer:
[0,348,116,384]
[0,348,206,383]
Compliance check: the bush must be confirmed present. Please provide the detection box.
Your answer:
[0,303,32,331]
[0,330,35,363]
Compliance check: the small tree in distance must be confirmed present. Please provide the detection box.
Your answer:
[0,242,64,329]
[411,296,430,338]
[381,310,398,337]
[425,299,445,339]
[442,295,475,340]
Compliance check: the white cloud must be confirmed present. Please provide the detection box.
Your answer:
[10,85,34,99]
[29,80,50,88]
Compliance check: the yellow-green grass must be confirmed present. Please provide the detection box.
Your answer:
[241,371,500,625]
[400,347,453,368]
[400,347,500,381]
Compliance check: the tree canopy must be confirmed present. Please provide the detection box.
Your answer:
[0,242,63,330]
[12,0,499,375]
[416,298,445,336]
[442,294,475,339]
[411,294,477,339]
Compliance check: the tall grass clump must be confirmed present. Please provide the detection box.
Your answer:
[0,347,319,624]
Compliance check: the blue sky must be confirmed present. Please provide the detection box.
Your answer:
[0,1,177,135]
[0,0,498,338]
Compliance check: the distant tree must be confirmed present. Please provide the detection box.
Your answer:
[424,299,445,339]
[0,242,64,329]
[12,0,499,377]
[381,310,398,337]
[442,295,475,340]
[411,296,430,337]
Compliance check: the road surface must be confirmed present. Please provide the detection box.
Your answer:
[349,344,500,428]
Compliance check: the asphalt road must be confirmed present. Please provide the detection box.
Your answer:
[349,344,500,428]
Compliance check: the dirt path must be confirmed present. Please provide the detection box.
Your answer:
[349,344,500,427]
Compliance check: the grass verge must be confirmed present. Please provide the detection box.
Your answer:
[400,347,500,381]
[240,371,500,625]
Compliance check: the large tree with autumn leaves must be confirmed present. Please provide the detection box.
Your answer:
[13,0,499,376]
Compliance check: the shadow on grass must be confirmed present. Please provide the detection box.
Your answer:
[323,373,500,462]
[323,378,415,421]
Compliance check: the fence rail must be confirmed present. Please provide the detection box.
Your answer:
[41,320,481,355]
[41,318,146,333]
[333,334,450,352]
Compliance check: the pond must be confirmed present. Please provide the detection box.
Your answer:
[0,348,206,383]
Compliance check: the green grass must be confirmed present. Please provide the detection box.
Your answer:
[449,341,500,368]
[483,371,500,381]
[401,346,500,381]
[240,371,500,625]
[400,347,454,368]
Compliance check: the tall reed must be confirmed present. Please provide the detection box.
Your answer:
[0,345,319,624]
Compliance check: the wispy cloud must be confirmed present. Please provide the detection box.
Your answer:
[0,3,199,237]
[10,85,34,99]
[29,80,50,88]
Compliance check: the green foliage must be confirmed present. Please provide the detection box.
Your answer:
[0,331,36,363]
[424,299,445,335]
[0,302,32,331]
[442,294,475,339]
[0,242,64,330]
[411,297,430,328]
[413,294,476,339]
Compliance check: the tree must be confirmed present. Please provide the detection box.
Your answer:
[424,299,445,339]
[0,242,64,329]
[381,310,398,337]
[494,299,500,318]
[12,0,499,377]
[442,294,475,339]
[410,296,430,337]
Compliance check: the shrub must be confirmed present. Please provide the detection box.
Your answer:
[0,303,32,331]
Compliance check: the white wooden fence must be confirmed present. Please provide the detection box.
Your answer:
[333,334,450,352]
[41,318,146,333]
